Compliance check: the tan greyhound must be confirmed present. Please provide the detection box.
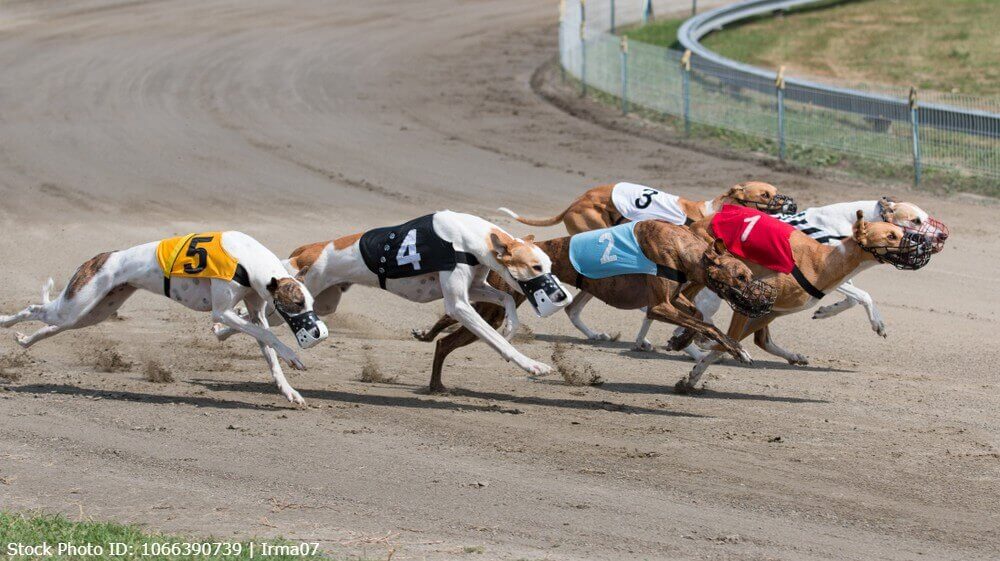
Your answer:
[674,209,934,393]
[498,181,796,235]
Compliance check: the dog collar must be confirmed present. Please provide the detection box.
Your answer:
[791,266,825,300]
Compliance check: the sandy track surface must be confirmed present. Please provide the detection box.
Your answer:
[0,1,998,559]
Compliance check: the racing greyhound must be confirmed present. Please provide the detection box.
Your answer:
[498,181,796,234]
[668,197,949,360]
[413,219,776,392]
[674,209,935,392]
[0,231,328,404]
[215,211,573,378]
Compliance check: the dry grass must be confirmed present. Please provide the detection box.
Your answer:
[358,354,397,384]
[698,0,1000,96]
[552,342,604,387]
[143,361,174,384]
[94,347,132,372]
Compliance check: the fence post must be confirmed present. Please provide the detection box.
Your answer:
[910,87,922,186]
[776,65,786,161]
[620,36,629,114]
[681,49,692,136]
[559,0,566,83]
[642,0,653,25]
[692,0,698,16]
[580,0,587,97]
[610,0,615,33]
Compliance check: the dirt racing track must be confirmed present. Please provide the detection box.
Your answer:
[0,1,998,560]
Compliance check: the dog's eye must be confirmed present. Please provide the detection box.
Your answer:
[913,218,922,225]
[888,233,897,240]
[738,274,748,282]
[532,265,543,273]
[762,193,771,199]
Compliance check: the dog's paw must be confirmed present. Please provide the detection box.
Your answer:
[212,323,236,342]
[872,321,887,338]
[631,339,655,352]
[589,331,620,342]
[500,320,516,341]
[282,387,306,405]
[786,353,809,366]
[14,332,29,348]
[812,306,837,320]
[522,359,553,379]
[411,328,435,342]
[674,378,701,395]
[736,348,754,365]
[665,333,690,351]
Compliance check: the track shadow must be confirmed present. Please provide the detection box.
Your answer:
[7,383,283,411]
[531,333,636,350]
[192,380,705,418]
[596,382,829,404]
[190,380,525,414]
[616,350,856,373]
[444,387,705,418]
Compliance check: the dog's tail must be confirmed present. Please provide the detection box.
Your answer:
[498,206,569,227]
[41,278,55,304]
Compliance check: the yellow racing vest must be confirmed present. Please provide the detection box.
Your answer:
[156,232,245,296]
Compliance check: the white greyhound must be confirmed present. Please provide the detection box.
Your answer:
[0,231,328,404]
[215,211,573,381]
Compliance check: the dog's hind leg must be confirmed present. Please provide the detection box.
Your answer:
[632,316,655,351]
[565,292,618,342]
[753,325,807,365]
[412,314,460,342]
[429,303,507,392]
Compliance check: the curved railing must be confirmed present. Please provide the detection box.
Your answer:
[559,0,999,182]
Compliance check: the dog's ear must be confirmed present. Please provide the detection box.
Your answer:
[522,234,536,245]
[878,197,897,221]
[725,183,746,200]
[490,231,513,260]
[294,266,310,283]
[853,210,868,242]
[705,238,727,263]
[267,277,280,295]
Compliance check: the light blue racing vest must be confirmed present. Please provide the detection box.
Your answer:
[569,222,661,279]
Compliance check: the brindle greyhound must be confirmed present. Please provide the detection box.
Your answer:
[674,211,934,393]
[498,181,795,235]
[414,220,773,392]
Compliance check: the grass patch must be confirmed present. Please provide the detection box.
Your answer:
[695,0,1000,96]
[0,511,326,560]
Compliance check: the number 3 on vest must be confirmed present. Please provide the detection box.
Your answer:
[396,229,422,270]
[741,215,760,242]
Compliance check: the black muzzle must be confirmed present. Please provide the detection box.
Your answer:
[741,194,797,215]
[703,263,777,318]
[863,232,934,270]
[517,273,573,318]
[276,308,328,348]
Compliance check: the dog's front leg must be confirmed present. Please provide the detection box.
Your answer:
[564,292,619,342]
[440,268,551,378]
[632,316,655,352]
[246,298,305,405]
[821,281,885,338]
[211,285,304,371]
[468,284,519,341]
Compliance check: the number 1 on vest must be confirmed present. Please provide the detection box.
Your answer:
[396,229,422,270]
[741,215,760,242]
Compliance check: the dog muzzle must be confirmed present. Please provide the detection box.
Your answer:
[740,194,797,215]
[517,273,573,318]
[277,309,329,349]
[703,267,776,318]
[900,216,949,254]
[863,232,934,271]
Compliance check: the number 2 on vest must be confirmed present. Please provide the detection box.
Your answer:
[741,215,760,242]
[598,232,618,264]
[396,229,422,270]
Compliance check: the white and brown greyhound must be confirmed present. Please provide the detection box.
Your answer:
[215,211,572,379]
[0,231,328,404]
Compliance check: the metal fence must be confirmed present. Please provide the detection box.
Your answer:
[559,0,1000,183]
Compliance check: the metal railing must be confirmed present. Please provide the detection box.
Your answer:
[559,0,1000,183]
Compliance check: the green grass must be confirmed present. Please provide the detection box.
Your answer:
[0,512,330,560]
[692,0,999,96]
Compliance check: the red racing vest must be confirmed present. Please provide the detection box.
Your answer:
[711,205,796,274]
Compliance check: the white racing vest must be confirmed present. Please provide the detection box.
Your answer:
[611,182,689,225]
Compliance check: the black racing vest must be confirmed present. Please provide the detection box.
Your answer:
[358,214,479,289]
